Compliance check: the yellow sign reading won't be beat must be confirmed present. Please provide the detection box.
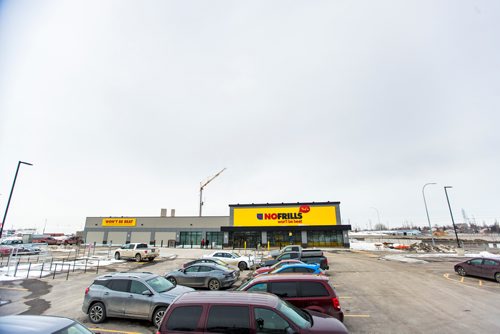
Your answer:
[102,218,136,227]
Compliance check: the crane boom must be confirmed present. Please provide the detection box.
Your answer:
[199,168,226,216]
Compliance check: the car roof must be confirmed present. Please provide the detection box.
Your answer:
[174,291,280,307]
[279,263,318,269]
[187,262,226,269]
[249,273,328,283]
[0,315,77,334]
[96,271,158,280]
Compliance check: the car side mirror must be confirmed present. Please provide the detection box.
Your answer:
[286,327,297,334]
[142,290,153,296]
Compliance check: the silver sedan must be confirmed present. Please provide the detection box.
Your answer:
[165,263,237,290]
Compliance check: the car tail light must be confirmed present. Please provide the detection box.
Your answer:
[85,287,89,295]
[145,250,148,254]
[156,331,161,334]
[332,297,341,311]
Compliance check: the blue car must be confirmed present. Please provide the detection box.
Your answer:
[269,263,323,275]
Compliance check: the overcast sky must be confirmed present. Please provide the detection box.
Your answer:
[1,0,499,234]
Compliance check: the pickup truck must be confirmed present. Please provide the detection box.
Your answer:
[269,245,323,259]
[114,243,159,262]
[261,251,329,270]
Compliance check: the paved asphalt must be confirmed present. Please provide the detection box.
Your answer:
[1,248,499,333]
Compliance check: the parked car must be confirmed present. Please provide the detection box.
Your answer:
[114,243,159,262]
[31,236,58,245]
[269,263,323,275]
[82,272,194,327]
[454,258,500,283]
[237,273,343,322]
[165,263,238,290]
[202,250,255,270]
[0,315,94,334]
[262,251,329,270]
[157,291,348,334]
[0,239,23,246]
[0,245,14,256]
[182,258,240,276]
[253,259,304,277]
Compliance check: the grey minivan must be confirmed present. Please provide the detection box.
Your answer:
[82,272,193,327]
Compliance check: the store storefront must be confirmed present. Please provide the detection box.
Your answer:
[223,202,350,248]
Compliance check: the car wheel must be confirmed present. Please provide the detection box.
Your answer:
[208,279,220,290]
[153,306,167,328]
[114,252,120,260]
[88,302,106,324]
[457,266,466,277]
[238,261,247,271]
[495,273,500,283]
[135,253,142,262]
[167,277,177,285]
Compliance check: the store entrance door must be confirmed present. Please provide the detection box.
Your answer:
[230,231,261,249]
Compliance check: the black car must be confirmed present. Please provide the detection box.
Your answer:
[454,258,500,283]
[0,315,94,334]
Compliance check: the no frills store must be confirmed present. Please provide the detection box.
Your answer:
[83,201,351,248]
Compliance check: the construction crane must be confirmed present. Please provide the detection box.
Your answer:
[199,168,226,216]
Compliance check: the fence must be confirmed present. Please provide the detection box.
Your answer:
[0,245,102,280]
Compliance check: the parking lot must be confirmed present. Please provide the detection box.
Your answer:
[1,247,500,333]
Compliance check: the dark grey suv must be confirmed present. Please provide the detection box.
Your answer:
[82,272,194,327]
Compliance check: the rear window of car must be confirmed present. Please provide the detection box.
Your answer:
[108,279,129,292]
[294,267,314,273]
[166,306,202,332]
[206,306,250,334]
[137,243,148,249]
[484,259,499,266]
[270,282,298,298]
[300,282,329,297]
[92,280,109,287]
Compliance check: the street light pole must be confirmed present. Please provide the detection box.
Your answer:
[199,168,226,217]
[0,161,33,238]
[444,186,461,248]
[422,182,437,246]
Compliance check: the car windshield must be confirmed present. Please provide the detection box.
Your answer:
[215,259,228,266]
[54,322,94,334]
[277,300,311,329]
[146,276,174,293]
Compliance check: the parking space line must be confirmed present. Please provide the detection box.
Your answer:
[345,314,371,318]
[443,273,500,289]
[89,328,143,334]
[0,286,29,291]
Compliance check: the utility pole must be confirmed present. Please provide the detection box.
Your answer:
[444,186,461,248]
[199,168,226,217]
[422,182,436,246]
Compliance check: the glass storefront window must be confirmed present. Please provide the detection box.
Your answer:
[206,232,223,248]
[228,231,262,249]
[179,231,202,248]
[307,231,343,247]
[267,231,301,248]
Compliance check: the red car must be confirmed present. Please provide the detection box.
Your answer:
[237,273,343,322]
[253,259,304,277]
[157,291,348,334]
[454,258,500,283]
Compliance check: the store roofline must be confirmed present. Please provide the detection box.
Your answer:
[229,201,340,208]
